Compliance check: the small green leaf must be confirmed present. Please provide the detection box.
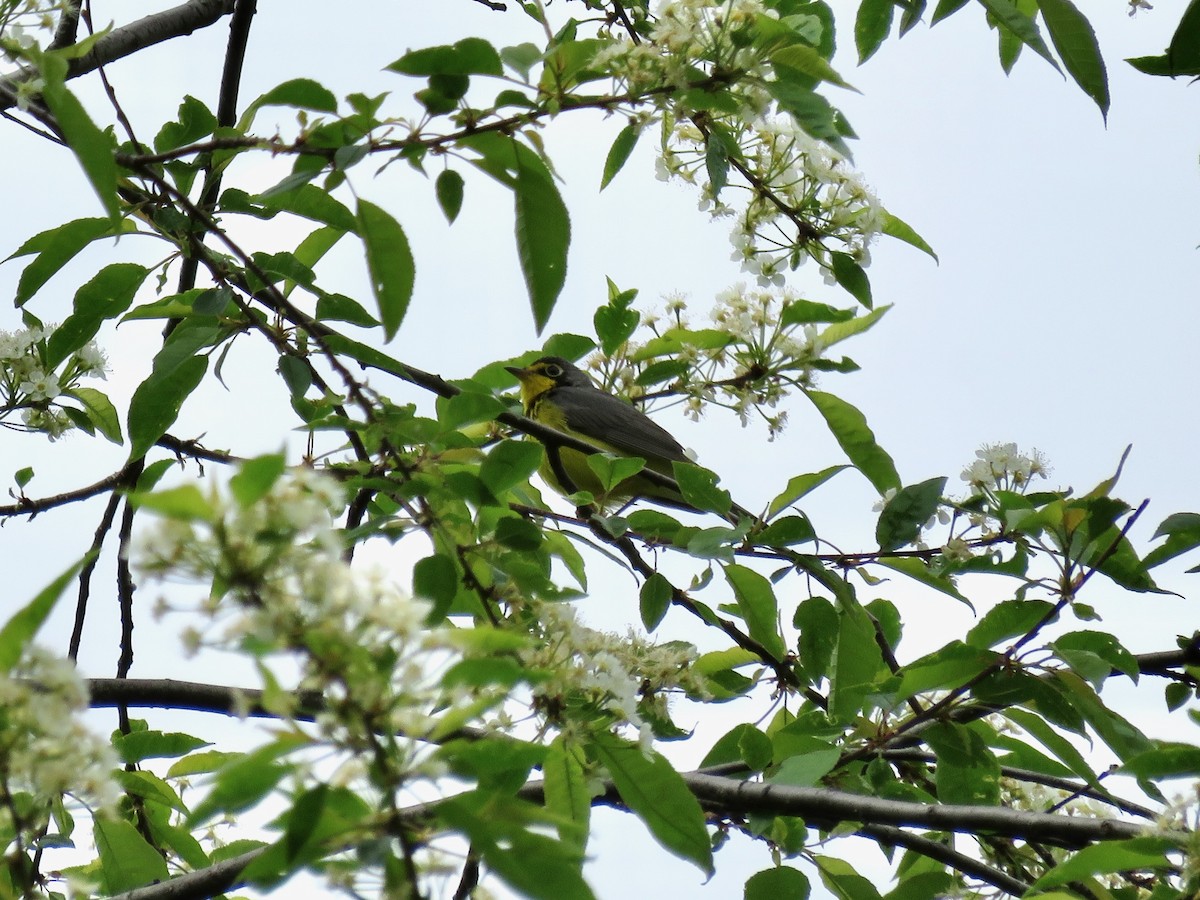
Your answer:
[254,183,358,232]
[127,338,210,461]
[414,554,459,619]
[876,477,946,551]
[705,131,730,198]
[587,453,645,491]
[805,390,900,494]
[14,467,34,488]
[966,599,1055,647]
[978,0,1061,70]
[388,38,504,76]
[601,124,640,190]
[772,44,854,90]
[65,387,123,443]
[435,169,465,223]
[514,150,570,333]
[638,573,676,628]
[47,264,148,367]
[724,564,787,660]
[829,597,886,722]
[130,485,214,519]
[882,211,938,260]
[543,737,590,850]
[480,440,544,495]
[242,78,338,127]
[591,732,714,875]
[766,465,847,518]
[672,462,733,516]
[829,252,872,308]
[357,199,415,340]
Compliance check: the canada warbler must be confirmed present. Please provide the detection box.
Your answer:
[505,356,751,521]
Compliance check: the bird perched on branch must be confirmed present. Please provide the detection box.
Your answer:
[505,356,752,523]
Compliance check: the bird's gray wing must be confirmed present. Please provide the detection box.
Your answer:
[551,386,689,463]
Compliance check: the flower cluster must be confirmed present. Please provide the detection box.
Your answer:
[961,442,1051,494]
[136,466,460,768]
[0,646,119,849]
[663,116,885,287]
[0,324,109,439]
[519,602,705,751]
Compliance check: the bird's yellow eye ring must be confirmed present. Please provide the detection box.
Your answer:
[543,363,563,378]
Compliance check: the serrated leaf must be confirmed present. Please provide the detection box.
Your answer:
[601,124,640,190]
[356,199,415,340]
[805,390,900,494]
[1038,0,1109,117]
[591,732,714,875]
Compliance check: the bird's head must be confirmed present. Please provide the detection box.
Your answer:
[505,356,593,403]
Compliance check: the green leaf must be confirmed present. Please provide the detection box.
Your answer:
[829,597,886,722]
[115,730,211,764]
[254,184,358,232]
[877,556,971,606]
[229,454,287,507]
[924,721,1001,806]
[388,38,504,76]
[241,78,338,127]
[94,818,170,892]
[855,0,894,63]
[14,467,34,488]
[755,515,815,547]
[127,325,211,460]
[978,0,1061,70]
[591,732,714,875]
[746,866,811,900]
[723,564,787,660]
[1030,837,1175,890]
[65,387,123,443]
[932,0,973,23]
[1121,742,1200,780]
[882,211,938,261]
[593,295,640,356]
[543,737,590,851]
[772,44,854,90]
[672,462,733,516]
[815,856,882,900]
[894,642,997,698]
[435,169,465,223]
[187,738,301,826]
[357,199,415,340]
[829,251,872,308]
[805,390,900,494]
[875,477,946,551]
[705,130,730,198]
[966,599,1055,648]
[1005,707,1099,786]
[639,572,673,631]
[39,55,118,218]
[1037,0,1109,117]
[1055,670,1152,762]
[1051,630,1138,684]
[587,453,646,491]
[480,440,544,495]
[766,465,847,518]
[0,556,88,672]
[47,264,148,367]
[794,596,838,681]
[315,292,378,328]
[513,148,570,333]
[7,217,133,307]
[1145,511,1200,569]
[601,124,640,190]
[130,485,214,520]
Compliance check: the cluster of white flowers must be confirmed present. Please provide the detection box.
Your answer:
[595,0,776,105]
[961,442,1051,493]
[136,468,458,758]
[662,116,884,287]
[0,324,109,439]
[0,646,120,839]
[520,602,705,752]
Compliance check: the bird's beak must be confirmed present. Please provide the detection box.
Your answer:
[505,364,529,382]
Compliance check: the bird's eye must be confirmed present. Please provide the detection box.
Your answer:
[544,363,563,378]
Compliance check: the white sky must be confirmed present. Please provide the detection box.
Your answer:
[2,1,1199,897]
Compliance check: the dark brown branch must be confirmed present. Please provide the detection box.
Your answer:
[87,677,324,721]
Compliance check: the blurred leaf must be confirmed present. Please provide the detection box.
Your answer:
[746,866,811,900]
[388,38,504,76]
[1030,838,1175,890]
[543,737,589,851]
[855,0,894,63]
[0,556,88,672]
[357,199,415,340]
[94,819,170,892]
[480,440,544,495]
[1121,742,1200,780]
[130,485,213,520]
[794,596,837,682]
[229,454,287,507]
[592,732,714,875]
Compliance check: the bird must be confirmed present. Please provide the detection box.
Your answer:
[505,355,752,522]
